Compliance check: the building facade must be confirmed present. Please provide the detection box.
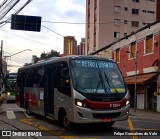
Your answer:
[85,0,160,55]
[111,21,160,112]
[77,38,85,55]
[64,36,77,55]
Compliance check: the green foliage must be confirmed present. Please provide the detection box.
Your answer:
[34,50,60,63]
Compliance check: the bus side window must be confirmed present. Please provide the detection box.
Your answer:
[39,69,44,88]
[25,70,34,87]
[33,68,44,88]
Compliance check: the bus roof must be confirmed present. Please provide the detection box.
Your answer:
[18,55,115,71]
[6,73,17,75]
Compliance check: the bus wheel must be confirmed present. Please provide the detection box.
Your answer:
[26,103,31,116]
[61,112,73,130]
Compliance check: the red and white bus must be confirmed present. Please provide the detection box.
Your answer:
[16,55,130,130]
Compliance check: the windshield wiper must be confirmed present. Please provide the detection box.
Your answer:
[94,71,105,94]
[103,71,119,96]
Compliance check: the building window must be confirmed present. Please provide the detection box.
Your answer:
[94,0,97,8]
[94,13,97,22]
[142,22,147,25]
[114,6,121,13]
[145,34,153,54]
[131,21,139,27]
[148,0,155,2]
[132,8,139,15]
[143,10,147,13]
[124,7,128,11]
[87,43,89,51]
[87,29,89,39]
[114,19,121,25]
[124,33,127,36]
[115,48,120,63]
[124,20,128,24]
[132,0,139,2]
[114,32,120,38]
[88,15,90,27]
[130,42,136,58]
[94,32,96,47]
[148,11,155,14]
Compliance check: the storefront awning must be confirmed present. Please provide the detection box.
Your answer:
[124,73,157,84]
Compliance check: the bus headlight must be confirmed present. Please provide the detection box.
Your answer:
[75,99,87,108]
[77,101,83,107]
[7,92,11,96]
[126,100,130,106]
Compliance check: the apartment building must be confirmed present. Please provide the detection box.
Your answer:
[85,0,160,56]
[77,38,85,55]
[63,36,77,55]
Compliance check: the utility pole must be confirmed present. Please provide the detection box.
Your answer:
[0,40,4,91]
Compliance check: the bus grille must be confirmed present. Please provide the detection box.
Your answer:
[93,112,121,119]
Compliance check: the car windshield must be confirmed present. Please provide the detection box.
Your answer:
[70,59,126,95]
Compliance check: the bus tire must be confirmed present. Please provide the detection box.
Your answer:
[26,103,32,116]
[61,111,73,130]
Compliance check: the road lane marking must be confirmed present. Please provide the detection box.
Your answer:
[128,117,138,139]
[6,111,16,119]
[20,118,64,136]
[20,118,96,139]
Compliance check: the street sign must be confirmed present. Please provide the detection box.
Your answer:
[11,14,41,32]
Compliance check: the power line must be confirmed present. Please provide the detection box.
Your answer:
[0,0,8,8]
[0,2,64,38]
[11,34,48,45]
[42,25,64,37]
[0,0,33,27]
[0,29,63,50]
[0,0,20,21]
[42,19,157,25]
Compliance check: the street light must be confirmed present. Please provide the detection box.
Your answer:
[4,49,32,58]
[126,50,138,112]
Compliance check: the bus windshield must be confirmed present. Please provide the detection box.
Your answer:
[70,59,126,95]
[5,73,17,92]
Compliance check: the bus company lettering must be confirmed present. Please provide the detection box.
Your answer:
[75,60,113,68]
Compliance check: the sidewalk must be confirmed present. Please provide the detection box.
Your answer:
[129,107,160,119]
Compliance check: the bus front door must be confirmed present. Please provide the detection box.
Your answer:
[45,68,55,116]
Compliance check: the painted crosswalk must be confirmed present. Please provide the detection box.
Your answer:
[1,111,32,120]
[6,111,16,119]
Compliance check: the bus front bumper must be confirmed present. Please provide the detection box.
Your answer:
[73,105,130,124]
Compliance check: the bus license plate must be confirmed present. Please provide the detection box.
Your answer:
[101,118,112,122]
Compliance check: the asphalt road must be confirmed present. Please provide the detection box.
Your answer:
[0,98,160,139]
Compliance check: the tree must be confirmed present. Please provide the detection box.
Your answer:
[47,50,60,58]
[40,51,47,59]
[34,50,60,63]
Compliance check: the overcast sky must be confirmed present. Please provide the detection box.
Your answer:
[0,0,86,72]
